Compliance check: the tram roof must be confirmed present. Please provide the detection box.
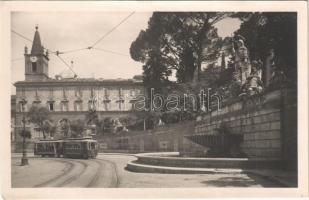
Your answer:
[64,137,97,142]
[35,137,97,143]
[36,139,63,143]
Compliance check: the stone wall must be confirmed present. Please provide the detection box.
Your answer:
[95,121,204,154]
[191,88,297,168]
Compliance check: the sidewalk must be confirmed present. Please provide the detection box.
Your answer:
[245,169,297,187]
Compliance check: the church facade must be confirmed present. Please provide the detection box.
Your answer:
[13,26,145,140]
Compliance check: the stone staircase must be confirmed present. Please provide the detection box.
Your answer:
[126,152,282,174]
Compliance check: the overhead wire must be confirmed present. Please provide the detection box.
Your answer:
[92,47,130,57]
[11,30,32,43]
[55,47,88,55]
[11,12,135,73]
[90,11,135,48]
[53,54,77,76]
[11,29,75,75]
[11,29,56,54]
[52,12,135,56]
[11,29,78,77]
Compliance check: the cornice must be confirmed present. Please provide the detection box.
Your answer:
[14,79,144,87]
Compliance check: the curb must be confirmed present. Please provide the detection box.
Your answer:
[126,161,244,174]
[126,161,296,187]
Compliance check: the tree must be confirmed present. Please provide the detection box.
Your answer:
[103,117,114,133]
[41,120,57,138]
[85,109,98,125]
[70,119,85,137]
[142,49,172,93]
[233,12,297,85]
[27,106,50,139]
[59,119,70,138]
[94,119,105,135]
[18,129,31,139]
[130,12,232,86]
[48,121,57,138]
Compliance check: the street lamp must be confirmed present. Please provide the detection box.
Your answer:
[21,98,29,166]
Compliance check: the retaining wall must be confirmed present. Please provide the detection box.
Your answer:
[191,88,297,169]
[95,121,206,154]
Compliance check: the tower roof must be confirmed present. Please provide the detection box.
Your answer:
[31,25,44,55]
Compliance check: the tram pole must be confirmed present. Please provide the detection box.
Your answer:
[21,98,29,166]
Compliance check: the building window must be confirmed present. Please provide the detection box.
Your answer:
[130,90,135,96]
[48,102,54,111]
[61,102,69,111]
[32,62,37,72]
[116,99,124,111]
[74,101,82,111]
[75,88,82,97]
[19,102,26,112]
[88,100,96,111]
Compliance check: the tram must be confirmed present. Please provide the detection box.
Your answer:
[34,139,63,157]
[34,137,98,159]
[63,138,98,159]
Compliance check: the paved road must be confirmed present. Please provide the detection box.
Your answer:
[12,156,118,188]
[11,153,281,188]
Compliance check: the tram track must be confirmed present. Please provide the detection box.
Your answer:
[96,158,120,188]
[34,158,74,187]
[33,158,88,187]
[86,159,105,187]
[24,156,120,188]
[56,159,88,187]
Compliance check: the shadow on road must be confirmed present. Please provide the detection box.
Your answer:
[201,176,258,187]
[200,173,285,187]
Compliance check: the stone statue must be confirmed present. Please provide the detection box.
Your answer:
[269,65,288,88]
[242,60,264,95]
[251,60,263,79]
[233,34,251,85]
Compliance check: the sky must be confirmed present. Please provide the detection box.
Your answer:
[11,12,241,94]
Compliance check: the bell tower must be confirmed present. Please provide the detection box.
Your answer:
[24,25,49,81]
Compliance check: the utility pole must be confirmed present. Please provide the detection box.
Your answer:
[21,98,28,166]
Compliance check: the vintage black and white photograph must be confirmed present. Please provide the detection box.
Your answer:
[2,1,308,198]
